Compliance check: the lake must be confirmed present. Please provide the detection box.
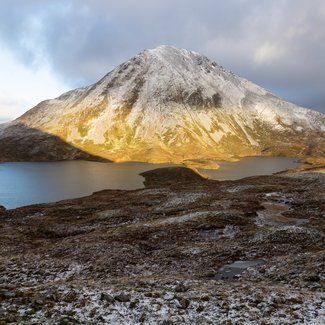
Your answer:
[199,156,303,180]
[0,157,303,209]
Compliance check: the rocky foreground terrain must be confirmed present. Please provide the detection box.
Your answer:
[0,167,324,324]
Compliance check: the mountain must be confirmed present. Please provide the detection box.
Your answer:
[1,45,324,163]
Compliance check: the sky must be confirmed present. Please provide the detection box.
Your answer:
[0,0,325,122]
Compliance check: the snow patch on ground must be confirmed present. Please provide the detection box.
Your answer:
[157,211,211,225]
[154,193,207,212]
[2,282,324,324]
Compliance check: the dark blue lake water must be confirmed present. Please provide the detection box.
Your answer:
[0,157,302,209]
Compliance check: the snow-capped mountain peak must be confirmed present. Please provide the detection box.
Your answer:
[1,45,324,162]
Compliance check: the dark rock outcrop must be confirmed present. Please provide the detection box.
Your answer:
[140,167,207,186]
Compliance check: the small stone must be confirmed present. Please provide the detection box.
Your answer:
[31,300,43,311]
[96,315,105,323]
[58,318,75,325]
[100,292,115,303]
[153,291,163,298]
[63,290,77,303]
[114,293,131,302]
[78,298,87,307]
[221,320,233,325]
[41,289,59,302]
[7,305,17,313]
[161,321,173,325]
[66,310,76,317]
[89,308,97,318]
[24,308,36,316]
[163,292,174,300]
[200,295,210,301]
[178,298,190,309]
[304,275,320,282]
[1,315,19,323]
[139,312,146,323]
[174,283,188,293]
[196,305,204,312]
[0,290,16,299]
[203,270,216,278]
[129,299,139,309]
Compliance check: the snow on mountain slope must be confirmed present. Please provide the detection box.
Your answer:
[1,45,324,162]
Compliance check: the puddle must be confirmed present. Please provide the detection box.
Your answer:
[295,219,309,226]
[256,203,309,226]
[200,225,240,240]
[215,260,265,280]
[256,194,309,227]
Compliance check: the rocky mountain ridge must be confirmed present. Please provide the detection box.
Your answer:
[1,45,324,162]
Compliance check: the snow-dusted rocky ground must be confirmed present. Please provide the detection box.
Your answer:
[1,279,324,324]
[0,168,324,324]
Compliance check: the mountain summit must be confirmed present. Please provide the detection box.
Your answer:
[1,45,324,162]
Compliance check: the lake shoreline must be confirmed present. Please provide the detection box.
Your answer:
[0,157,309,209]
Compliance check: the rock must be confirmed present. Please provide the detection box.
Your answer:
[177,298,190,309]
[58,317,76,325]
[129,299,139,309]
[31,298,45,308]
[88,308,97,318]
[6,305,17,313]
[196,305,204,312]
[139,312,146,323]
[1,315,19,323]
[66,310,76,317]
[63,290,78,303]
[24,308,36,316]
[114,293,131,302]
[304,275,320,282]
[163,292,175,300]
[40,289,59,302]
[203,270,216,278]
[153,291,163,298]
[174,283,188,293]
[140,167,206,186]
[0,290,16,299]
[200,295,210,301]
[221,320,233,325]
[100,292,115,303]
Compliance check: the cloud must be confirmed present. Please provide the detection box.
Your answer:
[0,116,11,123]
[254,43,284,65]
[0,45,69,120]
[0,0,324,114]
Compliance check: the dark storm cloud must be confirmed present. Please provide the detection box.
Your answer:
[0,0,324,112]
